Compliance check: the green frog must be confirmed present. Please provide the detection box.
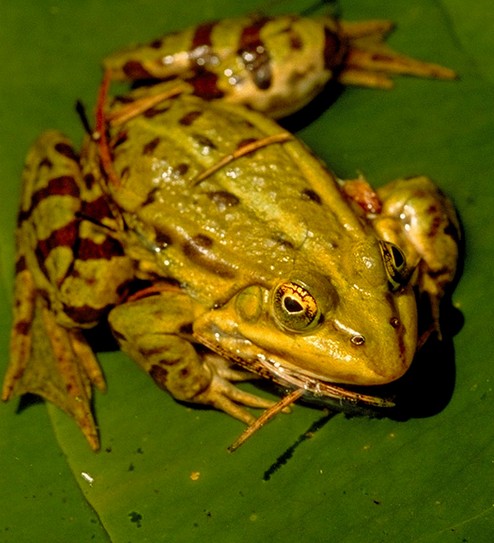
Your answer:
[2,15,460,450]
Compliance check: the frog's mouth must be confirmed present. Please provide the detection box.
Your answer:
[248,355,395,411]
[196,327,395,410]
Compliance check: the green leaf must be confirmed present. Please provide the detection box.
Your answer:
[1,1,493,541]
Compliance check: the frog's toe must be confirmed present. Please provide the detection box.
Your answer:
[204,353,259,382]
[5,293,104,451]
[196,375,275,424]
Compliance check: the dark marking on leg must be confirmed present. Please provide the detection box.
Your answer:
[191,21,215,49]
[83,173,96,189]
[238,18,272,90]
[289,30,303,50]
[77,236,125,261]
[62,303,108,325]
[18,175,81,223]
[38,157,53,169]
[150,38,163,49]
[149,365,169,390]
[15,256,27,274]
[123,60,154,80]
[36,220,79,263]
[188,70,224,100]
[55,142,79,162]
[81,195,114,223]
[15,320,32,336]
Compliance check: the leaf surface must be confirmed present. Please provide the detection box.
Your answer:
[1,1,493,541]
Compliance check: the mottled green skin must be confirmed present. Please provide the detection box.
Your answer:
[2,14,459,450]
[102,88,422,393]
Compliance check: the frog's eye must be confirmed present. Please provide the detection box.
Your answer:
[379,241,410,290]
[272,281,321,333]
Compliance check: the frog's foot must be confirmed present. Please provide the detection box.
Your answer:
[339,19,457,88]
[2,271,105,450]
[109,290,277,425]
[195,354,275,424]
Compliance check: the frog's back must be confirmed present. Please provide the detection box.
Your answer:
[107,94,369,304]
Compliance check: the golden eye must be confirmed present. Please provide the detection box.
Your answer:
[272,281,320,333]
[379,241,410,291]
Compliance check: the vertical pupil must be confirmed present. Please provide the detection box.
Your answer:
[391,245,404,268]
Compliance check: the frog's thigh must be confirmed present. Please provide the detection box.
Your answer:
[108,291,273,422]
[3,132,107,450]
[18,131,133,328]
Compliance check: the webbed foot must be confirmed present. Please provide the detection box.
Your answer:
[3,270,105,450]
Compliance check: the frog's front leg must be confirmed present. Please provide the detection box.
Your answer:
[108,286,274,423]
[372,176,461,335]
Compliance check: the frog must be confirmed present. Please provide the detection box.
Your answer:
[2,14,460,451]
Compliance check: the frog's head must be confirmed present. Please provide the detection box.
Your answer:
[194,239,418,403]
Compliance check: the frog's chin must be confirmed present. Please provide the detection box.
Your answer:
[195,319,406,409]
[254,354,395,409]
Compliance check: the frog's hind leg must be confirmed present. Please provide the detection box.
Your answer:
[2,130,130,451]
[338,19,457,88]
[3,262,104,451]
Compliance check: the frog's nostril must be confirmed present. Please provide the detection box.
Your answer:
[351,334,365,346]
[390,317,400,328]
